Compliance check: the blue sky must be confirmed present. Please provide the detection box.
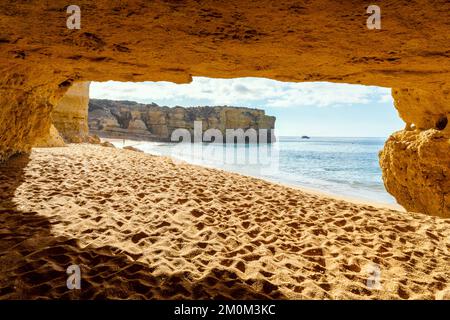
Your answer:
[90,77,404,137]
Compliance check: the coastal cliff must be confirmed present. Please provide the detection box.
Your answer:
[88,99,276,143]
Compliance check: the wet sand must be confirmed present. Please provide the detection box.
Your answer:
[0,144,449,299]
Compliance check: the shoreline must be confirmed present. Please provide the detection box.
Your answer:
[103,138,404,212]
[264,180,405,212]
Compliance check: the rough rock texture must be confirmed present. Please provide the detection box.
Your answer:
[1,0,450,215]
[0,73,68,159]
[392,88,450,132]
[379,88,450,217]
[380,130,450,218]
[89,99,276,142]
[51,82,91,143]
[33,124,65,148]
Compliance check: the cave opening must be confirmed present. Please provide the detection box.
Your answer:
[85,78,404,207]
[1,0,450,302]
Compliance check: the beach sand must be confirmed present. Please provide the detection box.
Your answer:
[0,144,449,299]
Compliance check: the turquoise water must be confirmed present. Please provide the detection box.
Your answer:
[110,136,396,205]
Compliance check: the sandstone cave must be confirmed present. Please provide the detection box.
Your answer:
[0,0,450,302]
[1,0,449,219]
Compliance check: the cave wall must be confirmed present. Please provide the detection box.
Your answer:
[392,88,450,131]
[380,88,450,217]
[1,0,450,216]
[51,81,91,143]
[380,129,450,217]
[0,68,70,159]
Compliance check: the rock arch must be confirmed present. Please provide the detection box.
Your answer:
[0,0,449,216]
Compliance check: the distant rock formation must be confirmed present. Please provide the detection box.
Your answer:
[88,99,276,143]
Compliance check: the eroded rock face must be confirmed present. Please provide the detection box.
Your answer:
[392,88,450,132]
[380,130,450,217]
[380,88,450,217]
[88,99,276,142]
[33,124,65,148]
[0,70,69,159]
[51,82,91,143]
[1,1,450,215]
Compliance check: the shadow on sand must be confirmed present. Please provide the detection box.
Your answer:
[0,154,285,299]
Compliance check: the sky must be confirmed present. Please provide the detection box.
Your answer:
[90,77,404,137]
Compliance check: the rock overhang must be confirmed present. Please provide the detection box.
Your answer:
[0,0,449,216]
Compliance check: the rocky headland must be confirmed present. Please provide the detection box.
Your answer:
[88,99,276,143]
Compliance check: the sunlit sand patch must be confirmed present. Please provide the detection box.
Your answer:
[0,144,449,299]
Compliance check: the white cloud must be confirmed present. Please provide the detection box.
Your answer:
[90,77,391,108]
[379,92,393,103]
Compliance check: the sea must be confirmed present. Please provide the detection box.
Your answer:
[108,136,397,206]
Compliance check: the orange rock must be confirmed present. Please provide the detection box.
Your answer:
[380,129,450,217]
[0,0,449,216]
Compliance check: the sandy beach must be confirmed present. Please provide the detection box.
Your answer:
[0,144,449,299]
